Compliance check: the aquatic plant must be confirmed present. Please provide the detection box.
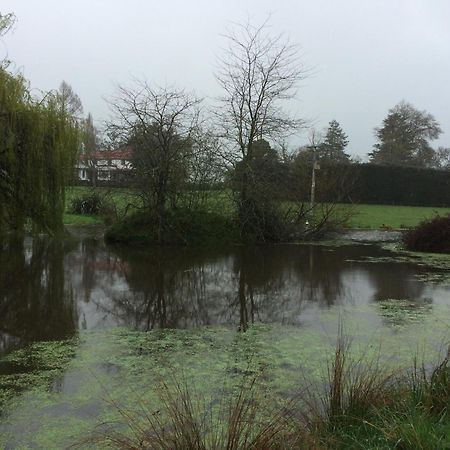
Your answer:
[0,338,78,413]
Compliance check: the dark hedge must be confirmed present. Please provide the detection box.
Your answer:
[307,163,450,207]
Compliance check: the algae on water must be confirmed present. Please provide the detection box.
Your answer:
[0,338,78,413]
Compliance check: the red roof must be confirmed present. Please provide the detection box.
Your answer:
[91,149,133,160]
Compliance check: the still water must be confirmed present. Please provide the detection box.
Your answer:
[2,234,449,351]
[0,233,450,447]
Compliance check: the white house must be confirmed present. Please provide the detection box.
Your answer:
[76,149,133,183]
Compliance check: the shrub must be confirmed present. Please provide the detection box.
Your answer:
[70,192,104,215]
[69,192,117,223]
[105,209,239,245]
[403,215,450,253]
[237,198,288,242]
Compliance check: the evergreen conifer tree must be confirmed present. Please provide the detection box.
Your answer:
[318,120,350,163]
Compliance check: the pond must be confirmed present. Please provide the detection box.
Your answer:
[1,232,450,448]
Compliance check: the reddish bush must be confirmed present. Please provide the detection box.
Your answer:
[403,215,450,253]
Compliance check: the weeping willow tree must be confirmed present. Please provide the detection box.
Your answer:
[0,68,81,234]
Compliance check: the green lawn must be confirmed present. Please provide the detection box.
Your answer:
[65,186,142,214]
[64,186,450,230]
[348,204,450,229]
[63,213,103,225]
[64,186,142,225]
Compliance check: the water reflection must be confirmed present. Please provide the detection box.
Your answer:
[0,237,77,355]
[79,243,444,331]
[94,245,352,330]
[1,236,449,355]
[360,256,434,327]
[367,262,425,302]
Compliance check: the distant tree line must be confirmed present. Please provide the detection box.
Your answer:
[351,164,450,207]
[227,136,450,208]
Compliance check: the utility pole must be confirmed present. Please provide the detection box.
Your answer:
[309,145,319,210]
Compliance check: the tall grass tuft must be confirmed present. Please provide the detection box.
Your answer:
[74,374,314,450]
[303,325,395,431]
[409,345,450,416]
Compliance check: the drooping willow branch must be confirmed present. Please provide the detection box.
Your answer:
[0,68,81,234]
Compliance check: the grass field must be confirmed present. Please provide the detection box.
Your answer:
[63,213,103,225]
[64,186,450,230]
[348,204,450,229]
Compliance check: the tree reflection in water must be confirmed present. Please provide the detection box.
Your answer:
[0,237,442,349]
[365,257,432,327]
[0,237,77,356]
[93,245,354,331]
[94,247,230,330]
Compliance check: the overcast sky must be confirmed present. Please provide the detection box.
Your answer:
[2,0,449,158]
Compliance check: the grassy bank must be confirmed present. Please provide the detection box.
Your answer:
[64,186,450,231]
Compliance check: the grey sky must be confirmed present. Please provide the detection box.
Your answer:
[2,0,449,158]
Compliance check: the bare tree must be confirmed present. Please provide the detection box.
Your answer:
[107,81,203,242]
[82,112,98,186]
[182,129,225,211]
[54,80,83,120]
[216,20,306,239]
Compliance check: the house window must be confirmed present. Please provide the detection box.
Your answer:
[98,170,110,180]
